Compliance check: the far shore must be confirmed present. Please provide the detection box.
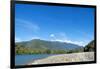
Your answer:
[28,52,94,65]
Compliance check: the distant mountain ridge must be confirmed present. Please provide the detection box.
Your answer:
[16,39,83,50]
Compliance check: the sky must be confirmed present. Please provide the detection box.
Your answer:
[15,4,95,46]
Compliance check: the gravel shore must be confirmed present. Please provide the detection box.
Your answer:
[29,52,94,65]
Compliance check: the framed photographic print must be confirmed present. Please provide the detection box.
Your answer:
[11,1,96,68]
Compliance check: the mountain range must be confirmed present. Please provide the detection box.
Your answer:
[16,39,83,51]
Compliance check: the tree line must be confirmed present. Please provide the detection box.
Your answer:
[15,45,83,55]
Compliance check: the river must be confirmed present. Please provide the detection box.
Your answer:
[15,54,55,65]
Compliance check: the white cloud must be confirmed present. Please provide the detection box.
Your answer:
[50,34,55,37]
[16,18,40,33]
[55,39,84,46]
[49,32,85,46]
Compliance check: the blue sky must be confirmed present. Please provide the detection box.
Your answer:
[15,4,95,46]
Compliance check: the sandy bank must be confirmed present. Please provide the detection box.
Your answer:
[29,52,94,65]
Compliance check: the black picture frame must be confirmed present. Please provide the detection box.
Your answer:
[10,1,97,69]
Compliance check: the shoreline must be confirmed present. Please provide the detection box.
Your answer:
[28,52,94,65]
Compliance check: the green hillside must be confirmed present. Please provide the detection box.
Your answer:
[84,40,94,52]
[15,39,83,55]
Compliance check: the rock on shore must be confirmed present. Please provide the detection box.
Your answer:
[29,52,94,65]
